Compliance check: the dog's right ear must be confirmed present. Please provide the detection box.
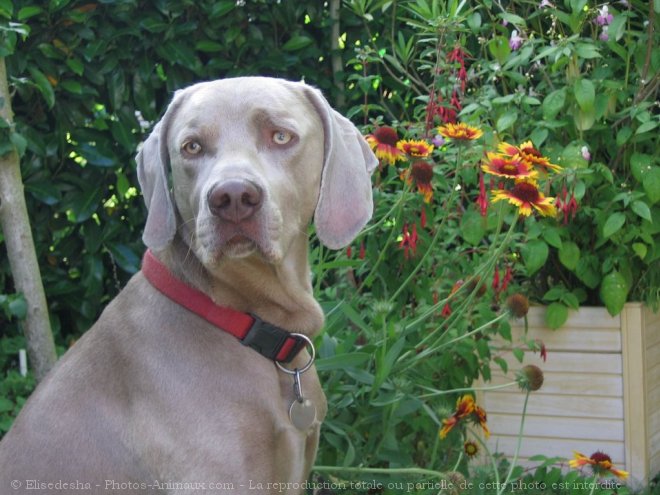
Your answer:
[136,90,190,252]
[136,121,176,252]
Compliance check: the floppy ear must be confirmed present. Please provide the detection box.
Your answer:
[304,87,378,249]
[137,122,175,251]
[137,89,192,251]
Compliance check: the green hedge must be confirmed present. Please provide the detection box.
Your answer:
[0,0,358,344]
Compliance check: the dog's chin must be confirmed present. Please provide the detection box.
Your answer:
[199,236,282,266]
[221,236,257,259]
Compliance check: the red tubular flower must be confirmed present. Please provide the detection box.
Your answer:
[500,264,513,292]
[492,266,500,291]
[399,223,419,259]
[477,172,488,217]
[358,241,366,260]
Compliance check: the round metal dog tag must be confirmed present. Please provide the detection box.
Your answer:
[289,399,316,430]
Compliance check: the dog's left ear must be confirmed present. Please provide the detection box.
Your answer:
[304,87,378,249]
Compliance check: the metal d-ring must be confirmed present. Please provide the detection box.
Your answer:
[275,333,315,375]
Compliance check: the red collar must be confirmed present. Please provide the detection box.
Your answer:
[141,249,307,363]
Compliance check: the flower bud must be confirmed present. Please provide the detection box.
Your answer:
[517,364,544,391]
[506,293,530,318]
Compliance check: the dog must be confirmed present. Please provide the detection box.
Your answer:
[0,77,377,494]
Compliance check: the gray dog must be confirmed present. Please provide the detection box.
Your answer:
[0,77,377,494]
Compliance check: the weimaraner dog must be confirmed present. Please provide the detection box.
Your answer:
[0,77,377,494]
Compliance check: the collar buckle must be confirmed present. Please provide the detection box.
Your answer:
[241,314,307,363]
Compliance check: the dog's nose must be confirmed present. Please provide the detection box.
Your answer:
[207,179,263,223]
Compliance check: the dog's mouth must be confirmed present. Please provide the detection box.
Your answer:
[221,235,257,259]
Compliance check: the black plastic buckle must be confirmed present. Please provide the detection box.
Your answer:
[241,314,305,363]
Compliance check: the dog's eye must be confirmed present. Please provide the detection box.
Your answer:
[182,140,202,155]
[272,130,292,145]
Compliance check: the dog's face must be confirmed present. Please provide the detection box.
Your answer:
[167,79,325,265]
[137,77,377,268]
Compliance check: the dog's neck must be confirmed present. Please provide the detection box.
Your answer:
[155,235,325,337]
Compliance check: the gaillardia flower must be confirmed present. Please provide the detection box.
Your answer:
[402,161,435,203]
[569,451,629,479]
[439,395,489,439]
[498,141,562,173]
[397,139,434,158]
[481,152,537,179]
[491,179,557,217]
[437,122,483,141]
[473,404,490,438]
[439,395,475,439]
[464,440,479,458]
[365,126,405,165]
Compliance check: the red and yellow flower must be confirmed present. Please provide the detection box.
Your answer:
[437,122,483,141]
[498,141,562,173]
[491,179,557,217]
[365,126,406,165]
[397,139,434,158]
[473,404,490,439]
[401,161,435,203]
[439,395,489,439]
[569,451,629,480]
[481,152,537,179]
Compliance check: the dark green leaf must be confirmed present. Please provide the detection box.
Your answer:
[282,35,314,51]
[573,78,595,111]
[643,167,660,203]
[522,239,549,275]
[558,241,580,271]
[602,212,626,238]
[545,302,568,330]
[28,67,55,108]
[600,271,629,316]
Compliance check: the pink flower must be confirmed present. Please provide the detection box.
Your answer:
[581,146,591,161]
[540,0,554,7]
[599,26,610,41]
[509,30,523,50]
[596,5,614,25]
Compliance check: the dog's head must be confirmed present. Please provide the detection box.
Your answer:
[137,77,377,266]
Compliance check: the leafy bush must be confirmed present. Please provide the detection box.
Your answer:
[340,0,658,327]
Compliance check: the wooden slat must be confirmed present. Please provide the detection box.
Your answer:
[645,311,660,348]
[487,413,624,442]
[501,326,622,353]
[486,351,623,374]
[520,306,622,330]
[646,347,660,377]
[482,392,624,419]
[487,372,623,397]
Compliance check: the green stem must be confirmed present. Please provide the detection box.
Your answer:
[417,380,518,399]
[588,473,599,495]
[467,426,500,488]
[358,184,411,293]
[313,465,446,478]
[497,389,531,495]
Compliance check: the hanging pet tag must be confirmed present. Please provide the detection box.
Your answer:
[289,398,316,430]
[275,333,317,431]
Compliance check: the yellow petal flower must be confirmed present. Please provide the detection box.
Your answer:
[437,122,483,141]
